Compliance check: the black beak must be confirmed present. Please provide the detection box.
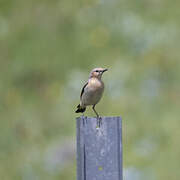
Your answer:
[102,68,108,73]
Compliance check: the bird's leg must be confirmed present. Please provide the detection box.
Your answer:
[92,105,101,127]
[92,104,99,118]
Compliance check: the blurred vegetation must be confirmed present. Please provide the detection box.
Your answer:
[0,0,180,179]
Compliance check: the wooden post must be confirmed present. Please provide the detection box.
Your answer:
[76,116,123,180]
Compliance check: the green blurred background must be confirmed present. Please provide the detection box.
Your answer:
[0,0,180,179]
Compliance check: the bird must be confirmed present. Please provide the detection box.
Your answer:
[75,67,108,126]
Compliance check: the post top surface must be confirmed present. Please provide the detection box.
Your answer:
[76,116,122,121]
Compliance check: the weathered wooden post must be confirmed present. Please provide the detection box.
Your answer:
[76,116,123,180]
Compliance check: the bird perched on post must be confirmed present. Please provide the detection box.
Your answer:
[75,68,108,126]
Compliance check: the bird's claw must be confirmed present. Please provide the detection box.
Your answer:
[96,116,102,128]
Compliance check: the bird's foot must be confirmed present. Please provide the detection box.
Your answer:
[96,116,102,128]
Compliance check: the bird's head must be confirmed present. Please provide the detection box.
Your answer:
[89,68,108,79]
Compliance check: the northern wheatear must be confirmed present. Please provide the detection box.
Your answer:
[75,68,108,125]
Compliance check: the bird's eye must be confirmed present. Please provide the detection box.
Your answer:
[95,70,99,72]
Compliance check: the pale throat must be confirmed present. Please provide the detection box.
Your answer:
[89,77,104,88]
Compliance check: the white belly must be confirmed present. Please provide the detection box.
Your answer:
[81,79,104,106]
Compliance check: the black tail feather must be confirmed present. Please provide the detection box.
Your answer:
[75,104,86,113]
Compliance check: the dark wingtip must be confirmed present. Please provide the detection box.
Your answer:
[75,106,86,113]
[75,109,80,113]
